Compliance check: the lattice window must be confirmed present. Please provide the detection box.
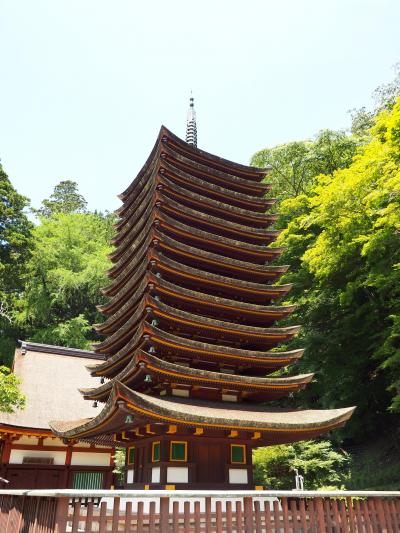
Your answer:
[22,457,54,465]
[73,471,104,489]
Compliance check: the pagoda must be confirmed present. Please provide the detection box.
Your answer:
[50,100,354,489]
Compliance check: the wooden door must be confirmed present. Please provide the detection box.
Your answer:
[36,469,62,489]
[194,443,223,483]
[7,468,37,489]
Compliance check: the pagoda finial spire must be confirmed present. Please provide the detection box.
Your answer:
[185,92,197,147]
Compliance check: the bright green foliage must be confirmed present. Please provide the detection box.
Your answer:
[253,440,350,490]
[34,180,88,217]
[0,165,33,365]
[270,99,400,440]
[251,130,359,203]
[17,212,113,348]
[113,448,126,486]
[0,366,25,413]
[30,315,92,349]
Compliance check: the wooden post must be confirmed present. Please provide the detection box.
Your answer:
[262,498,272,532]
[215,500,223,533]
[374,497,388,532]
[149,501,156,533]
[226,500,233,533]
[54,496,69,533]
[137,501,144,531]
[160,496,169,532]
[71,500,81,533]
[111,497,120,533]
[290,499,300,533]
[184,500,191,532]
[205,497,212,532]
[346,496,356,533]
[331,499,341,531]
[172,501,179,533]
[360,499,373,533]
[299,498,308,532]
[236,500,244,533]
[315,497,326,532]
[124,501,132,533]
[243,496,253,533]
[253,500,262,533]
[281,497,290,531]
[99,501,107,533]
[194,501,201,533]
[382,499,394,533]
[272,499,280,532]
[86,501,94,533]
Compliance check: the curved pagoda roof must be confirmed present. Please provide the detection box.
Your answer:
[50,382,355,447]
[51,125,354,445]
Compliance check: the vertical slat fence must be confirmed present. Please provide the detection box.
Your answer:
[0,491,398,531]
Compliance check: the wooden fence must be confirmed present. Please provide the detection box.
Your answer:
[0,489,399,532]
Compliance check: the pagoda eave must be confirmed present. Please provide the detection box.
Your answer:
[50,383,355,447]
[80,350,313,403]
[88,326,305,379]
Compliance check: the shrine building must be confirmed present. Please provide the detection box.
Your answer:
[0,342,114,489]
[50,99,355,489]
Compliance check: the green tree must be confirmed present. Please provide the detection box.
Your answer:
[350,63,400,137]
[35,180,88,217]
[270,100,400,441]
[17,212,113,348]
[0,366,25,413]
[253,440,350,490]
[0,164,33,365]
[251,130,359,203]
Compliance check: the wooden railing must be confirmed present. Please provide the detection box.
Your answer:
[0,489,399,532]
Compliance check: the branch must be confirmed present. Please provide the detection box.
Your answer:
[0,302,12,324]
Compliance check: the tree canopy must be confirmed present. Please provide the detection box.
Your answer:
[0,165,33,366]
[34,180,88,217]
[251,99,400,443]
[251,130,359,203]
[253,440,350,490]
[0,366,25,413]
[17,211,113,349]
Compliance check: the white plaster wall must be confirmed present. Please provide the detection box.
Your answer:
[229,469,248,484]
[151,467,160,483]
[126,469,134,484]
[70,452,110,466]
[9,449,66,465]
[167,467,188,483]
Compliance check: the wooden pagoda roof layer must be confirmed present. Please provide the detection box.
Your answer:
[96,274,295,335]
[79,350,313,402]
[88,325,305,378]
[98,254,292,315]
[158,175,275,227]
[49,382,355,446]
[160,149,270,195]
[101,233,288,299]
[119,126,269,202]
[111,197,279,271]
[157,162,275,211]
[94,296,300,355]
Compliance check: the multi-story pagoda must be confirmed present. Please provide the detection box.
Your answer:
[51,104,354,489]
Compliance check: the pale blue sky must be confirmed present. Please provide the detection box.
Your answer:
[1,0,399,213]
